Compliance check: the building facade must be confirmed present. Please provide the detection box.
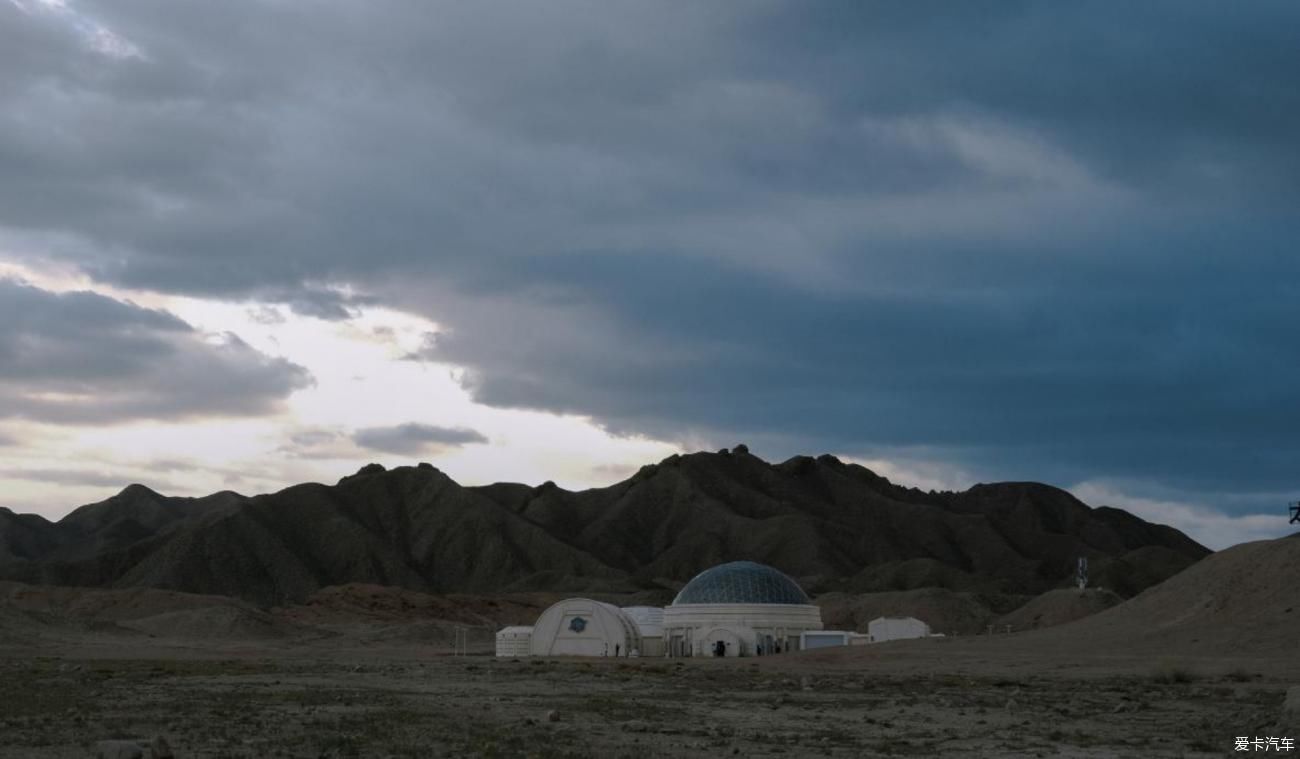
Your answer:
[493,561,937,658]
[662,561,823,657]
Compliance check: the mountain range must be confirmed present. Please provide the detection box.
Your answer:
[0,447,1209,607]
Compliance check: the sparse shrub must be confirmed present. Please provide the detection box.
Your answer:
[1151,661,1199,684]
[1223,667,1253,682]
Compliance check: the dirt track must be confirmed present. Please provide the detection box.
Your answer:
[1,635,1292,758]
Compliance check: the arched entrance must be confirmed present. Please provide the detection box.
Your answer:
[699,626,745,657]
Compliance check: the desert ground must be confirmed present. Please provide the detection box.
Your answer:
[1,622,1294,758]
[3,536,1297,757]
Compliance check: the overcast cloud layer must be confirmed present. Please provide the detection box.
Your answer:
[2,1,1298,530]
[0,279,310,422]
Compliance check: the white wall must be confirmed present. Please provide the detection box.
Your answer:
[801,631,849,650]
[495,627,533,657]
[635,636,664,657]
[867,616,930,642]
[663,603,823,656]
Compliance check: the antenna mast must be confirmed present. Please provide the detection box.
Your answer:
[1289,501,1299,525]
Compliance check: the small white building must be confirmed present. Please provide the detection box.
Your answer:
[867,616,931,643]
[495,626,533,657]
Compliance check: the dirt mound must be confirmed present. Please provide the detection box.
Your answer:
[1030,535,1300,656]
[995,587,1122,631]
[0,581,301,641]
[0,580,671,647]
[119,605,286,639]
[283,583,555,628]
[816,587,1001,635]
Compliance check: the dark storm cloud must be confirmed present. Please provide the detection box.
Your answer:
[352,423,488,456]
[422,233,1300,491]
[2,1,1298,521]
[743,3,1300,193]
[0,279,312,423]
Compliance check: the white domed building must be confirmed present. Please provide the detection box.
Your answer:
[663,561,822,657]
[527,598,642,657]
[495,561,834,658]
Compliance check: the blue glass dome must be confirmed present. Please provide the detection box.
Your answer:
[671,561,811,606]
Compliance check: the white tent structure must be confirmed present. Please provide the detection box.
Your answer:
[495,626,533,657]
[621,606,664,657]
[528,598,642,657]
[662,561,823,657]
[867,616,931,643]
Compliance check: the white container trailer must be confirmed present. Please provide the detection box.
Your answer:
[495,626,534,657]
[867,616,930,643]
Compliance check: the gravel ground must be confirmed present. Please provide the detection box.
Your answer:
[0,638,1291,758]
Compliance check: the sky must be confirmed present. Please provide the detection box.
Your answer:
[1,1,1297,550]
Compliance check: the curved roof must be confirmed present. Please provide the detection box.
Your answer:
[671,561,811,606]
[621,606,664,637]
[528,598,641,657]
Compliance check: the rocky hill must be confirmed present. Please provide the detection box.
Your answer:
[994,587,1124,632]
[1024,533,1300,657]
[0,448,1210,607]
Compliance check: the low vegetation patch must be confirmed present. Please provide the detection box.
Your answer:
[1150,661,1199,684]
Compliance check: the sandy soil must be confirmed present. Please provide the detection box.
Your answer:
[0,632,1292,759]
[2,538,1296,757]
